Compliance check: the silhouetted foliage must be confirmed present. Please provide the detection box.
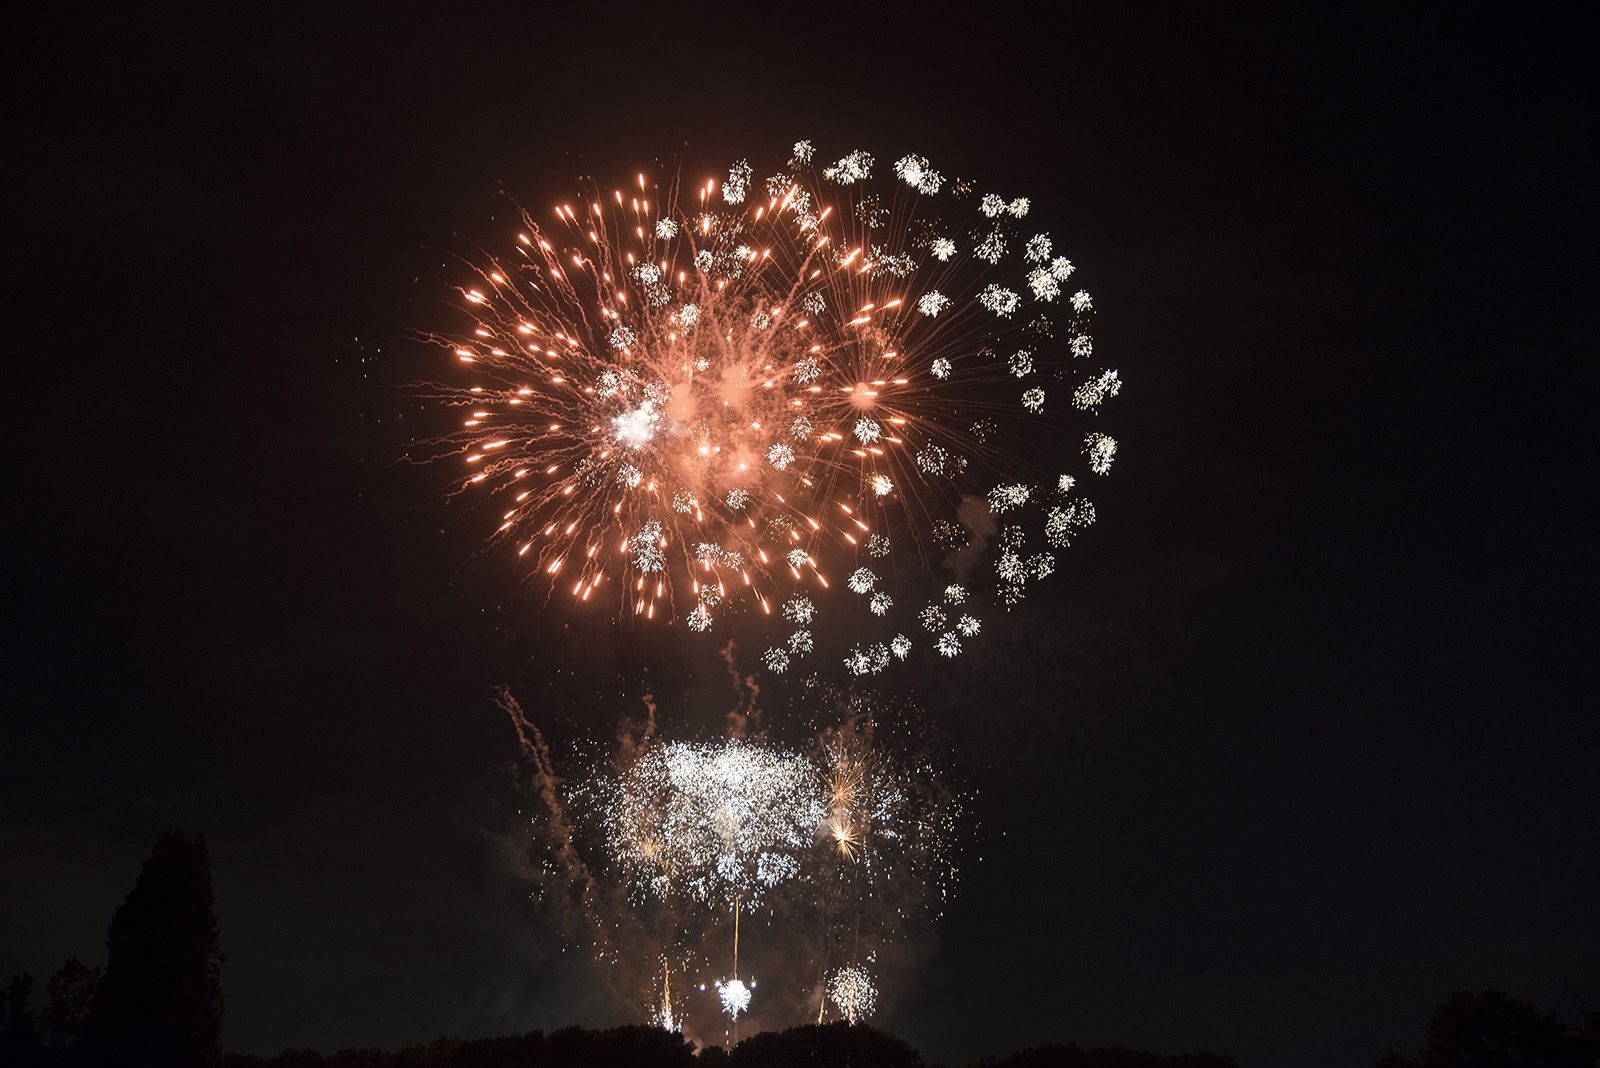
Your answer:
[40,959,98,1057]
[86,830,225,1067]
[7,832,1257,1068]
[728,1022,921,1067]
[968,1045,1240,1068]
[1377,989,1588,1068]
[219,1025,698,1068]
[214,1025,1241,1068]
[1375,1053,1421,1068]
[0,973,42,1067]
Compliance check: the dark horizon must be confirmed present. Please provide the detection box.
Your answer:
[3,6,1594,1067]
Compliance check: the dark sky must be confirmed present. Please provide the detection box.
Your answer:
[3,6,1595,1066]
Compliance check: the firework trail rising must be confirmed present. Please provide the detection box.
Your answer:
[423,142,1119,676]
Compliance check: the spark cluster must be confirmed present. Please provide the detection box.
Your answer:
[425,142,1121,674]
[715,977,753,1019]
[597,739,825,907]
[825,965,878,1024]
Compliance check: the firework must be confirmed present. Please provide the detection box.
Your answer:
[596,739,824,908]
[653,960,681,1033]
[825,965,878,1024]
[424,143,1119,673]
[714,977,753,1019]
[510,692,962,1038]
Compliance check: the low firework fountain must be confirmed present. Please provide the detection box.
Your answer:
[504,691,961,1041]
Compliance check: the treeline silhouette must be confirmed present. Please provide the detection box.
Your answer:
[1374,990,1598,1068]
[2,832,1592,1067]
[4,831,222,1067]
[208,1025,1242,1068]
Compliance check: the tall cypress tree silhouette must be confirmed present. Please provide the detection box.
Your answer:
[87,830,224,1066]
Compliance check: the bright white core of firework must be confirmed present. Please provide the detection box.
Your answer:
[716,977,753,1018]
[612,403,659,447]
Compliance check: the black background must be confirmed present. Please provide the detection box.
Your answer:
[4,5,1595,1066]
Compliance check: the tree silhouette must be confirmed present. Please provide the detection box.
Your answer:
[86,830,225,1067]
[971,1046,1239,1068]
[1376,1052,1421,1068]
[213,1024,1245,1068]
[40,959,99,1057]
[0,973,42,1067]
[1378,989,1585,1068]
[218,1025,700,1067]
[727,1022,922,1067]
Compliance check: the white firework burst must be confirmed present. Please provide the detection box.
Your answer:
[715,978,752,1018]
[1084,432,1117,475]
[723,160,752,205]
[894,154,943,194]
[1072,369,1122,412]
[826,966,878,1024]
[978,284,1020,316]
[768,443,796,470]
[824,149,874,184]
[632,520,665,573]
[988,483,1031,512]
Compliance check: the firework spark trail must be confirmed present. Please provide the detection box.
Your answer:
[720,639,760,738]
[423,143,1119,675]
[498,690,705,1026]
[497,688,593,903]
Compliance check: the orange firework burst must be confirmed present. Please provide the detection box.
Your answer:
[421,142,1115,674]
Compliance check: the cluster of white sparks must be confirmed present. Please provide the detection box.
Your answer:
[826,965,879,1024]
[715,977,753,1019]
[599,739,825,908]
[428,142,1121,674]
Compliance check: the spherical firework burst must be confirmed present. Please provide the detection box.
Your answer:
[825,965,878,1024]
[425,142,1119,675]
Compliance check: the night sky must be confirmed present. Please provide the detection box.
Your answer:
[4,6,1595,1067]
